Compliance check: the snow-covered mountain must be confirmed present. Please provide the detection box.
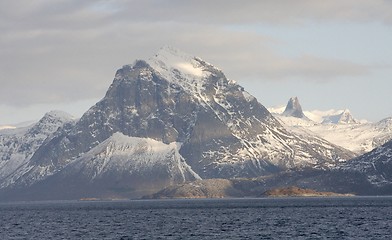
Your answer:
[270,97,392,154]
[340,139,392,188]
[13,132,201,200]
[67,132,200,181]
[0,47,357,200]
[0,111,74,186]
[321,109,359,124]
[307,118,392,154]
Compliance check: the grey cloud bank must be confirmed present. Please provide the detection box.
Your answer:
[0,0,391,124]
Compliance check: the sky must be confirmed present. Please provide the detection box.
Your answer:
[1,0,392,125]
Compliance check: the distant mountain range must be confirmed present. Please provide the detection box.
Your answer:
[269,101,361,125]
[0,47,391,201]
[269,97,392,154]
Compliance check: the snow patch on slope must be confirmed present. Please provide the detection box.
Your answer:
[176,62,204,77]
[147,46,210,81]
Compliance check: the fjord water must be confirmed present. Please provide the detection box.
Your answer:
[1,197,391,239]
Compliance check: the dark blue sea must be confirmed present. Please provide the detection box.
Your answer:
[1,197,391,239]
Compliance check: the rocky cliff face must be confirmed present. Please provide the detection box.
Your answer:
[0,47,356,200]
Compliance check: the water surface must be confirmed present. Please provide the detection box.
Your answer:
[1,197,391,239]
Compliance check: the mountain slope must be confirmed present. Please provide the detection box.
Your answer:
[0,111,74,187]
[7,132,200,200]
[340,139,392,187]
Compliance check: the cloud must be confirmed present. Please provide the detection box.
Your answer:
[171,29,369,81]
[258,55,369,80]
[0,0,382,110]
[108,0,392,25]
[3,1,392,28]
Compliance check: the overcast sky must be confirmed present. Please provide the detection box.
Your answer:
[1,0,392,125]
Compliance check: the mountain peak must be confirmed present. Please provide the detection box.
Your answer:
[282,97,307,119]
[148,46,208,78]
[43,110,74,121]
[338,109,358,124]
[25,110,74,137]
[144,46,227,101]
[321,109,358,124]
[155,45,190,59]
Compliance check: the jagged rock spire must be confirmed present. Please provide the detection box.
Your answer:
[282,97,307,119]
